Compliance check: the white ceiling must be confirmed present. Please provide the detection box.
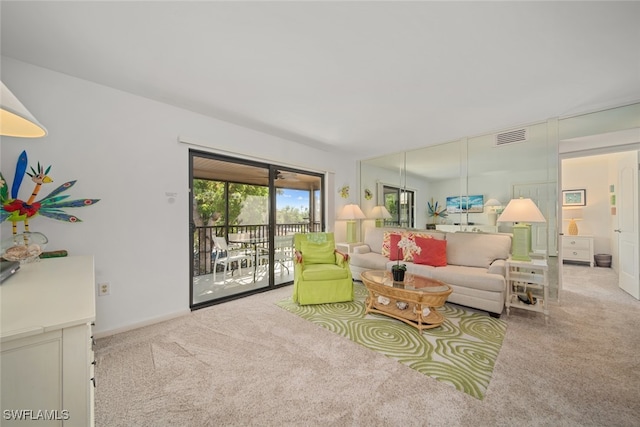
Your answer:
[2,1,639,159]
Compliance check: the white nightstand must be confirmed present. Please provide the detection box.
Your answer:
[562,234,595,267]
[505,257,549,322]
[562,235,594,267]
[336,242,363,254]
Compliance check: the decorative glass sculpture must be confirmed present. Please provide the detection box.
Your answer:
[1,231,48,263]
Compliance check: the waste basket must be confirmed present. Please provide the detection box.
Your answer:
[594,254,612,268]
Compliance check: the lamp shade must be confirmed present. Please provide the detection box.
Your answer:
[369,205,392,219]
[563,208,583,220]
[369,205,392,228]
[497,198,546,223]
[0,82,47,138]
[337,204,366,220]
[484,198,502,208]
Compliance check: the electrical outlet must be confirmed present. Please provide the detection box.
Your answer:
[98,282,110,296]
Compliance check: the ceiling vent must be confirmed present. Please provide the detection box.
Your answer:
[495,128,528,146]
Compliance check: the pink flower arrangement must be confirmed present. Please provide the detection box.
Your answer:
[393,236,421,271]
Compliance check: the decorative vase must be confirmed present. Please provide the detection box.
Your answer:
[1,231,48,263]
[392,268,405,282]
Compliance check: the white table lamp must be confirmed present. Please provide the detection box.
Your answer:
[1,81,47,138]
[484,198,502,226]
[497,198,546,261]
[338,204,366,243]
[369,205,392,227]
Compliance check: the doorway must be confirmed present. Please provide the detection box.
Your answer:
[189,150,324,309]
[560,146,640,300]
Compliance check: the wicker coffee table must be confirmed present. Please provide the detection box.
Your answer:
[360,270,452,330]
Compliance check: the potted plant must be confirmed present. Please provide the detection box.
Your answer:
[391,262,407,282]
[391,236,421,282]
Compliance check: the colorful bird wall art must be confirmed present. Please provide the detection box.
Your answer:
[1,150,100,235]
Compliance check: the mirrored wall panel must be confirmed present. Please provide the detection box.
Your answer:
[360,120,559,256]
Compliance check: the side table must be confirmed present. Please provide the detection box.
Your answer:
[336,242,363,254]
[505,257,549,322]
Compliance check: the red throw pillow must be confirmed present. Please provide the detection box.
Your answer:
[413,236,447,267]
[388,233,403,261]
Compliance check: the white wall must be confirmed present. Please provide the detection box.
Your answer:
[1,58,358,336]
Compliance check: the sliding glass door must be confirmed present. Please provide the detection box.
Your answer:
[189,150,324,309]
[273,168,323,286]
[381,184,415,228]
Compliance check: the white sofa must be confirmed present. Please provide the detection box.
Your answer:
[350,227,512,317]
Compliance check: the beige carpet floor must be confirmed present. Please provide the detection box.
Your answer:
[276,285,507,400]
[95,264,640,426]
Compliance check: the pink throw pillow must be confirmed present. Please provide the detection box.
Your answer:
[388,233,403,261]
[403,232,434,262]
[413,236,447,267]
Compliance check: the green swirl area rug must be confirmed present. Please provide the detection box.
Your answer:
[276,283,507,400]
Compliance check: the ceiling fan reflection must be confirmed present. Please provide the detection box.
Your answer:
[276,171,300,181]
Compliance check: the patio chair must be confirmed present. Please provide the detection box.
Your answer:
[293,232,354,305]
[272,235,294,274]
[255,235,293,274]
[212,236,253,283]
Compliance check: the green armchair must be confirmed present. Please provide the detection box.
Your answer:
[293,232,354,305]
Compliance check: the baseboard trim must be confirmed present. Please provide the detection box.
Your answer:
[93,309,191,339]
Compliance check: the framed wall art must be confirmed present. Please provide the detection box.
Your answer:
[562,189,586,206]
[445,195,484,213]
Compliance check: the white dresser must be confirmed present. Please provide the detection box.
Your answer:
[561,235,594,267]
[1,256,96,426]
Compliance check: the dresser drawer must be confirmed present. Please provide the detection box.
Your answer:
[564,249,591,261]
[562,238,591,250]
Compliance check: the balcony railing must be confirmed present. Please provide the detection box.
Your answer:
[193,222,321,276]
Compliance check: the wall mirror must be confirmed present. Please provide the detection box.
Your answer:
[359,103,640,303]
[360,121,558,253]
[359,121,559,296]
